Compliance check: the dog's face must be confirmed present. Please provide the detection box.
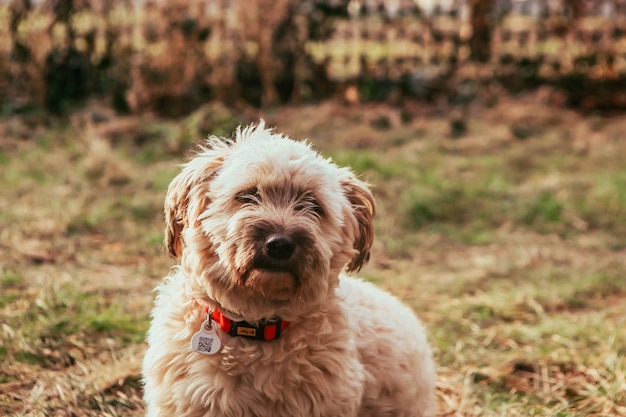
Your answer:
[164,123,374,319]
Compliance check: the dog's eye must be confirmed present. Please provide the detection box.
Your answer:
[295,197,324,217]
[236,187,261,205]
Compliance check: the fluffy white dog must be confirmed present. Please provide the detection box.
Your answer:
[142,122,437,417]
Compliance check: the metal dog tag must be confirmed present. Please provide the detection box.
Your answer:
[191,319,222,355]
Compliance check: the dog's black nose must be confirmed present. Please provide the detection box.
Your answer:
[265,234,295,260]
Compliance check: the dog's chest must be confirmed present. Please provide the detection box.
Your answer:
[191,338,363,417]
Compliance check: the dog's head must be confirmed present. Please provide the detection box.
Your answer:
[164,121,374,319]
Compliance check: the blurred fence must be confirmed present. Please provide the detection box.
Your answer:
[2,0,626,115]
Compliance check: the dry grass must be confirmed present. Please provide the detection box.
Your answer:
[1,97,625,416]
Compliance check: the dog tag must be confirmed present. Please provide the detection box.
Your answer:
[191,319,222,355]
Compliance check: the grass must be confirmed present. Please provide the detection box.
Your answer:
[1,97,626,416]
[329,130,626,248]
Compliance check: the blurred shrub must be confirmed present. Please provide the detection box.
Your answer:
[3,0,626,115]
[1,0,308,115]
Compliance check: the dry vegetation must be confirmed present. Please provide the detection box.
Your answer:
[1,93,625,416]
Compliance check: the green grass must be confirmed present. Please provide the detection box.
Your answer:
[329,149,407,180]
[0,273,25,308]
[0,273,24,287]
[2,280,150,364]
[333,136,626,250]
[151,168,178,191]
[522,191,563,224]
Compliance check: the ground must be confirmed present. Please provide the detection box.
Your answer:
[1,95,625,416]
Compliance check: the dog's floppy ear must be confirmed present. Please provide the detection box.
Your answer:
[341,171,376,272]
[164,151,225,257]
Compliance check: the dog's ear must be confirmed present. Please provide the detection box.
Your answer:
[341,171,376,272]
[164,153,225,257]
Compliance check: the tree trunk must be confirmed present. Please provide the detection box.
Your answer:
[470,0,491,62]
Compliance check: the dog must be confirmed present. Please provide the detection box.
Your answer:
[142,121,437,417]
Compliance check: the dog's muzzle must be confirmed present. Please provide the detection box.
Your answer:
[241,229,314,300]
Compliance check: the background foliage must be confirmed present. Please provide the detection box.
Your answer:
[4,0,626,115]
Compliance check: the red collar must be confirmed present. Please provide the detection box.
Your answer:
[205,307,289,341]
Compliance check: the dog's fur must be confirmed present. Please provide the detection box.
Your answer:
[142,122,436,417]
